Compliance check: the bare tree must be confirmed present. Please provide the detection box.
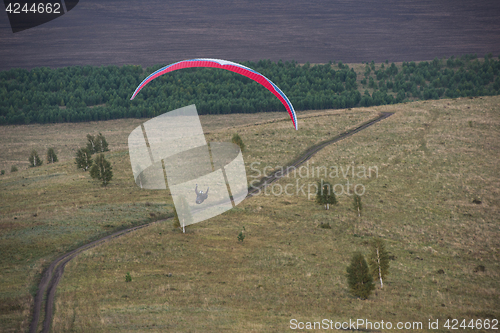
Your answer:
[368,238,390,289]
[353,194,362,217]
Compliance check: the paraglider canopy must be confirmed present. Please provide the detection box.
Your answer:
[130,58,298,130]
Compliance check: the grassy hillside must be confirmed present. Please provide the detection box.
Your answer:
[2,96,499,331]
[0,108,376,332]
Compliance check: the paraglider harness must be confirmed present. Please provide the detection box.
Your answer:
[195,184,209,204]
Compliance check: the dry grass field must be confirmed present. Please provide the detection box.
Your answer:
[0,108,375,332]
[2,0,500,69]
[1,97,499,332]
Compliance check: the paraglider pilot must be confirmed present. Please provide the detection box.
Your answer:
[195,184,209,204]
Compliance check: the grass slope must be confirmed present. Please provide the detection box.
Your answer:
[0,109,375,332]
[1,97,499,332]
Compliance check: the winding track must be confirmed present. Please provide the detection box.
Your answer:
[29,112,392,333]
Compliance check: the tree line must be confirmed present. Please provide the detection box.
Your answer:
[360,53,500,106]
[2,133,113,186]
[0,54,499,125]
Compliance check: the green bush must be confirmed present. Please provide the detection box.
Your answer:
[75,147,93,171]
[125,272,132,282]
[319,222,331,229]
[316,181,337,210]
[237,227,246,242]
[87,133,109,154]
[232,133,245,152]
[90,154,113,186]
[11,165,18,173]
[346,252,375,299]
[46,147,58,164]
[28,150,43,167]
[1,170,5,175]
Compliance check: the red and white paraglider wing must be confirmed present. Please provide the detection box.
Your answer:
[130,58,298,130]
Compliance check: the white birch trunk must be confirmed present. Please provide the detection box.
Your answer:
[377,248,383,288]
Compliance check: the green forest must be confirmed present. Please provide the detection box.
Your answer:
[0,54,499,125]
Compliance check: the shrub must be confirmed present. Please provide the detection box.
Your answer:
[231,133,245,152]
[237,226,246,242]
[346,252,375,299]
[125,272,132,282]
[316,181,337,210]
[1,170,5,175]
[11,165,18,172]
[90,154,113,186]
[96,133,109,152]
[75,147,93,171]
[46,148,58,164]
[315,181,327,208]
[86,133,109,154]
[86,134,100,154]
[28,150,43,167]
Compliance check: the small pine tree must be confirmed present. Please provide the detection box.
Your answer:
[11,165,18,173]
[353,194,362,217]
[232,133,245,152]
[125,272,132,282]
[316,181,337,210]
[315,181,327,209]
[46,148,58,164]
[346,252,375,299]
[237,226,246,242]
[368,238,390,289]
[96,132,109,152]
[86,134,101,154]
[75,148,93,171]
[28,150,43,167]
[90,154,113,186]
[325,185,337,209]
